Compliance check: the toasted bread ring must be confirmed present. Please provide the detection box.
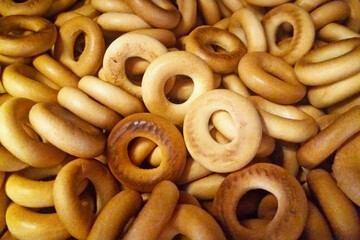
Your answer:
[238,52,306,104]
[213,163,308,240]
[307,169,360,240]
[6,203,71,240]
[29,102,106,158]
[262,3,315,65]
[54,16,104,77]
[297,106,360,169]
[0,0,53,16]
[0,98,66,168]
[53,158,119,239]
[125,0,180,29]
[107,113,186,192]
[0,15,57,57]
[186,26,247,74]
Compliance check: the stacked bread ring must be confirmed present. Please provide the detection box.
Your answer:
[0,0,359,239]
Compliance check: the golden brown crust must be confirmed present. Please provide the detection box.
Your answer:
[107,113,186,192]
[213,163,308,240]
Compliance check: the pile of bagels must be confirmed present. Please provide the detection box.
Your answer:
[0,0,359,239]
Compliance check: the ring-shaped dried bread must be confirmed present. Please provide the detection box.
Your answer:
[158,204,227,240]
[0,98,66,168]
[96,12,151,32]
[103,33,167,99]
[213,163,308,240]
[0,145,28,172]
[332,133,360,206]
[78,76,146,117]
[0,53,31,66]
[238,52,306,104]
[197,0,221,25]
[294,38,360,86]
[130,28,176,48]
[310,0,350,30]
[53,158,119,240]
[209,111,275,158]
[297,105,360,169]
[183,173,226,200]
[44,0,77,17]
[229,8,267,52]
[0,0,53,16]
[0,183,10,235]
[344,0,360,31]
[294,0,331,11]
[317,23,360,42]
[5,173,54,208]
[262,3,315,65]
[171,0,197,37]
[185,25,247,74]
[69,1,100,19]
[0,15,57,57]
[32,54,79,88]
[270,141,300,176]
[107,113,187,192]
[307,71,360,108]
[248,96,318,143]
[57,86,122,131]
[2,63,58,103]
[6,203,71,240]
[221,73,251,97]
[29,102,106,158]
[307,169,360,240]
[301,201,334,240]
[54,15,105,77]
[142,50,215,126]
[183,89,262,173]
[122,181,179,240]
[87,189,143,240]
[92,0,133,13]
[176,156,212,185]
[328,93,360,114]
[125,0,180,29]
[244,0,291,7]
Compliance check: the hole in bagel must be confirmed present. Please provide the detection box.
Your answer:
[127,137,163,169]
[125,57,150,86]
[74,32,85,61]
[208,43,228,53]
[13,0,28,2]
[208,110,234,144]
[173,234,189,240]
[236,189,278,228]
[276,22,293,48]
[165,74,194,104]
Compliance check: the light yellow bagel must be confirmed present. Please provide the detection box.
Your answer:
[0,98,66,168]
[142,50,215,126]
[54,16,105,77]
[103,33,167,99]
[6,203,71,240]
[58,86,122,131]
[29,102,107,158]
[0,15,57,57]
[53,158,119,239]
[248,96,318,143]
[183,89,262,173]
[262,3,315,65]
